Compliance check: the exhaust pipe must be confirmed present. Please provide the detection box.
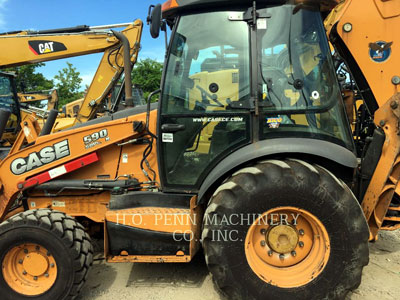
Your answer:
[112,30,134,107]
[39,109,58,136]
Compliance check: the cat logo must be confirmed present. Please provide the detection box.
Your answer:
[39,42,54,53]
[28,40,67,55]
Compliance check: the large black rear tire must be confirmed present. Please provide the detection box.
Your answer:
[202,159,369,300]
[0,209,93,300]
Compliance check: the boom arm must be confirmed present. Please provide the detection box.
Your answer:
[0,20,143,127]
[0,23,133,68]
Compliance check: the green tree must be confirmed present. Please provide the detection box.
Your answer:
[54,62,84,107]
[5,63,54,92]
[131,58,163,101]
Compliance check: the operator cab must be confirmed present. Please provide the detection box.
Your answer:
[150,0,354,191]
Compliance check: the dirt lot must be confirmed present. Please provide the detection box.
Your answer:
[78,230,400,300]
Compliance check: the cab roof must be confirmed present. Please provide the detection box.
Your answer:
[161,0,339,18]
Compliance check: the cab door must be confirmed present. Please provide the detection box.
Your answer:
[158,11,252,191]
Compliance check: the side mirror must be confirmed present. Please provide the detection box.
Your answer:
[147,4,162,39]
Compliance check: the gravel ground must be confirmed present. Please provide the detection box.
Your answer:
[78,230,400,300]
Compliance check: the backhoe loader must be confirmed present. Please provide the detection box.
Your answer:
[0,0,399,299]
[0,20,143,142]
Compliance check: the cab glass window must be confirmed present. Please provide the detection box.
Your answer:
[257,5,353,149]
[162,11,250,114]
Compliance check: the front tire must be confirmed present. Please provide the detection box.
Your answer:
[202,159,369,300]
[0,209,93,300]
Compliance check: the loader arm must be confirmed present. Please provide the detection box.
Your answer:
[0,112,147,222]
[326,0,400,239]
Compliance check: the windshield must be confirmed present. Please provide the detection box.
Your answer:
[161,10,250,114]
[258,6,337,112]
[257,5,353,149]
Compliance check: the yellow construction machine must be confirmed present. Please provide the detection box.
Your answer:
[18,89,59,111]
[0,20,143,141]
[18,89,59,120]
[0,0,400,299]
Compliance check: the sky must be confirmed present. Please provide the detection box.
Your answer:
[0,0,166,88]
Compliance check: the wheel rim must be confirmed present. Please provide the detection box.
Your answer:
[244,207,330,288]
[2,243,58,296]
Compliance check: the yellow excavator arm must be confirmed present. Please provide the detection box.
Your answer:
[0,20,143,130]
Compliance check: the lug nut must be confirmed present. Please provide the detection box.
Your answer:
[260,229,266,235]
[24,249,28,254]
[50,263,55,268]
[22,271,27,275]
[299,229,304,236]
[279,254,285,260]
[291,251,296,257]
[268,250,273,256]
[33,276,38,281]
[299,241,304,248]
[44,273,49,278]
[391,101,398,110]
[18,259,23,264]
[379,120,386,127]
[260,240,266,247]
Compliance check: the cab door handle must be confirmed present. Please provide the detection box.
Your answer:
[161,123,186,133]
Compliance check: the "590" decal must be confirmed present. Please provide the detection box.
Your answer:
[83,129,109,149]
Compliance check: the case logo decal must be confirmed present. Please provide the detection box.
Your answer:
[28,40,67,55]
[11,140,70,175]
[369,41,392,63]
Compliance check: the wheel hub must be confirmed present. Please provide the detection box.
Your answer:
[23,252,49,277]
[245,207,330,288]
[267,225,298,254]
[2,243,57,296]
